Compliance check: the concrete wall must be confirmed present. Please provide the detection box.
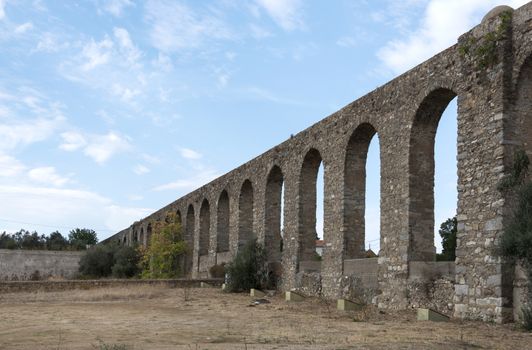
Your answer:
[0,249,84,281]
[104,3,532,323]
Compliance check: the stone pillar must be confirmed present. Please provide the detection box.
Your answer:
[453,12,513,323]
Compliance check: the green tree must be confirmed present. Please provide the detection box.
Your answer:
[225,239,268,292]
[69,228,98,250]
[0,232,17,249]
[19,230,46,250]
[436,216,457,261]
[140,212,187,279]
[46,231,68,251]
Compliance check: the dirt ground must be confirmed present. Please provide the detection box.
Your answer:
[0,285,530,350]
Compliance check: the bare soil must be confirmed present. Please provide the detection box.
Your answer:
[0,285,530,349]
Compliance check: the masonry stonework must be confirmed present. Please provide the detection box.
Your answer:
[104,3,532,323]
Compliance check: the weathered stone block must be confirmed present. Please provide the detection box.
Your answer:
[337,299,364,311]
[417,308,450,322]
[285,291,305,302]
[250,288,266,297]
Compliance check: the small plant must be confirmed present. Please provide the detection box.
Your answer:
[522,304,532,331]
[225,239,268,292]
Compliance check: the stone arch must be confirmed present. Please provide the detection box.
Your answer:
[146,223,152,246]
[217,190,230,253]
[238,179,254,248]
[514,54,532,162]
[199,199,210,256]
[176,210,182,226]
[185,204,195,274]
[265,165,284,262]
[344,123,379,259]
[139,227,145,247]
[408,88,457,261]
[298,148,323,262]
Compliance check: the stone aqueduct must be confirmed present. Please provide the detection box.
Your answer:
[106,4,532,323]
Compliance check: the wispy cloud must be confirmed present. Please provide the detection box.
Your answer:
[102,0,135,17]
[60,131,132,165]
[377,0,529,75]
[0,0,6,21]
[145,0,233,52]
[0,154,26,177]
[179,147,202,160]
[80,37,114,71]
[27,166,71,187]
[133,164,150,175]
[255,0,305,31]
[152,169,219,192]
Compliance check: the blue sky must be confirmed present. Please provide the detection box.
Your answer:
[0,0,527,249]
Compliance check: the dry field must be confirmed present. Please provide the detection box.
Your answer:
[0,285,531,350]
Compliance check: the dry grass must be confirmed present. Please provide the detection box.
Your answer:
[0,285,169,303]
[0,286,531,349]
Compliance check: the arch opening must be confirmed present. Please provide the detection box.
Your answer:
[515,55,532,166]
[298,149,324,264]
[238,180,254,248]
[199,199,210,256]
[217,191,230,253]
[185,204,195,274]
[265,166,284,263]
[344,123,380,259]
[409,88,458,262]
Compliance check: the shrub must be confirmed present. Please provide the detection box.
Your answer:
[112,245,140,278]
[522,304,532,331]
[209,264,226,279]
[225,239,268,292]
[79,244,118,278]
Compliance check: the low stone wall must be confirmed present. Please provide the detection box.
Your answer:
[0,249,84,281]
[407,278,455,316]
[0,278,224,293]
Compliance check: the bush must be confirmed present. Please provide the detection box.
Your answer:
[523,304,532,331]
[112,245,140,278]
[225,239,268,292]
[209,264,226,279]
[79,244,117,278]
[69,228,98,250]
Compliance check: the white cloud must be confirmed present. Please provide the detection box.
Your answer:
[377,0,530,75]
[14,22,33,34]
[336,36,358,48]
[133,164,150,175]
[59,131,87,151]
[152,169,219,192]
[35,32,65,53]
[103,0,134,17]
[0,154,25,177]
[113,27,142,67]
[179,147,202,160]
[0,184,152,239]
[145,0,233,52]
[81,37,114,71]
[112,83,141,102]
[27,166,70,187]
[255,0,305,31]
[60,130,131,164]
[0,0,6,20]
[0,115,65,152]
[83,132,132,164]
